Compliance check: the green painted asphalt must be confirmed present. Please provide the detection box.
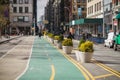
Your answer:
[19,37,85,80]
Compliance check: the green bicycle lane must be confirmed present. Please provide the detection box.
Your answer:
[18,37,85,80]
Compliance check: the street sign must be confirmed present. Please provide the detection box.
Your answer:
[78,8,82,16]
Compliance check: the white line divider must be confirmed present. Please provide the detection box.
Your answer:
[16,40,34,80]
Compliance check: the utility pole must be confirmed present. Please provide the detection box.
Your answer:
[103,0,105,37]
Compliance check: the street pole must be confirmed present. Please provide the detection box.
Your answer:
[103,0,105,38]
[33,18,36,36]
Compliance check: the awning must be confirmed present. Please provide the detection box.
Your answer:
[75,18,103,25]
[116,13,120,19]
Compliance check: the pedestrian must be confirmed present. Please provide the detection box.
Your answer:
[39,32,42,38]
[67,32,74,40]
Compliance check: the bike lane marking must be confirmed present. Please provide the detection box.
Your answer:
[53,45,92,80]
[18,37,52,80]
[46,39,87,80]
[50,65,55,80]
[18,37,86,80]
[45,43,85,80]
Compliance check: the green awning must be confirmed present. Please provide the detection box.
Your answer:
[74,18,103,25]
[116,13,120,19]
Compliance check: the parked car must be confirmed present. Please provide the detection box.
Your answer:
[113,34,120,51]
[104,32,114,48]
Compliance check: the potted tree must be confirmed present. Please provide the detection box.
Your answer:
[62,38,73,54]
[75,40,94,63]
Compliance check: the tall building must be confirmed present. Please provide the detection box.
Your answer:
[45,0,65,34]
[9,0,34,35]
[103,0,112,34]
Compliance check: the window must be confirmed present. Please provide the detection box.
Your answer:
[88,0,91,3]
[81,6,84,11]
[25,0,29,4]
[25,7,28,13]
[24,16,29,22]
[13,7,17,13]
[77,0,80,3]
[19,0,23,4]
[97,3,99,11]
[116,0,118,5]
[81,0,86,3]
[99,2,101,11]
[13,0,17,4]
[18,16,24,22]
[13,17,17,21]
[19,7,23,13]
[95,4,96,12]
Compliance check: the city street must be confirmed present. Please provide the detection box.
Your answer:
[1,0,120,80]
[0,36,120,80]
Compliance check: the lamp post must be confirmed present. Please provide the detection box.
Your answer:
[9,0,14,36]
[103,0,105,38]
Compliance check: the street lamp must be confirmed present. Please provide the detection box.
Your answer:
[103,0,105,38]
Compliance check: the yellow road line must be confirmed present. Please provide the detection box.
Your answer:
[93,59,120,78]
[61,52,90,80]
[47,39,93,80]
[58,49,91,80]
[66,54,95,80]
[50,65,55,80]
[94,74,113,79]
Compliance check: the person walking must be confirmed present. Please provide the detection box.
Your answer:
[39,32,42,38]
[67,32,74,40]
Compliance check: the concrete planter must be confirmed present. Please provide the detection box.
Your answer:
[75,50,81,61]
[75,50,93,63]
[62,46,73,54]
[57,42,62,49]
[50,38,54,44]
[54,40,58,46]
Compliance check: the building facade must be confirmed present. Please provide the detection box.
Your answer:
[87,0,103,18]
[112,0,120,33]
[103,0,112,34]
[9,0,33,35]
[45,0,65,35]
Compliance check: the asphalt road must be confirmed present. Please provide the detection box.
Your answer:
[0,37,22,57]
[0,36,34,80]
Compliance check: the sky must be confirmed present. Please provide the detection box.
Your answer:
[37,0,49,21]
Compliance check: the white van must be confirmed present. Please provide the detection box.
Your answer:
[104,32,114,48]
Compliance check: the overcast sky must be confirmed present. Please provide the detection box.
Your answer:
[37,0,49,21]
